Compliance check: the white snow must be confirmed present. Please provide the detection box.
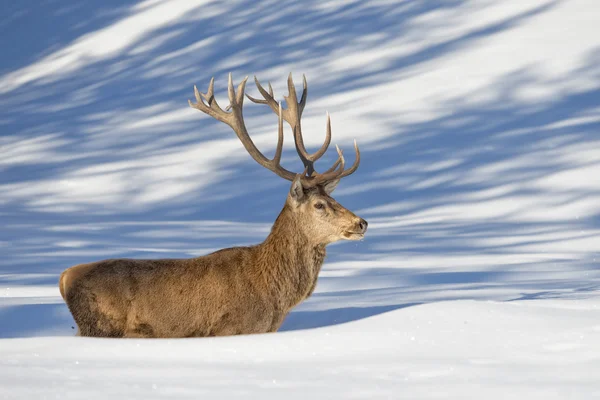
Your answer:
[2,0,600,398]
[2,291,600,399]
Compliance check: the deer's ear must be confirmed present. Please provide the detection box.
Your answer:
[322,179,340,195]
[289,175,305,204]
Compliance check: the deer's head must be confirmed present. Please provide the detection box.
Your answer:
[189,73,368,245]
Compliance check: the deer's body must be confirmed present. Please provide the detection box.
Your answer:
[60,203,331,338]
[60,73,367,338]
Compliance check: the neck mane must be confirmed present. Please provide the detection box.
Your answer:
[256,203,327,311]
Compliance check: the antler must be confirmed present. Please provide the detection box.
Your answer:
[189,73,360,187]
[189,73,296,181]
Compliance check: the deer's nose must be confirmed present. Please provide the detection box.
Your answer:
[357,218,368,234]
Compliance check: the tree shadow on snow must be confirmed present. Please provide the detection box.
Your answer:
[2,0,600,335]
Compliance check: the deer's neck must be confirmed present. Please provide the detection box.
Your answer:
[256,204,326,311]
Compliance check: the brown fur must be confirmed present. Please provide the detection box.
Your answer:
[59,183,367,338]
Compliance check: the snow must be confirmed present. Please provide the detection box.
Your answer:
[2,295,600,399]
[1,0,600,398]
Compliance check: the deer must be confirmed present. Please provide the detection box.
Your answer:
[58,73,367,338]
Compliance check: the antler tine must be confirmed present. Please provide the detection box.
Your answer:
[193,85,203,104]
[273,102,284,165]
[205,77,215,102]
[309,111,332,163]
[236,77,248,105]
[334,144,346,171]
[285,72,298,105]
[188,78,227,123]
[336,139,360,179]
[290,126,312,174]
[226,75,249,111]
[194,77,215,104]
[323,159,341,174]
[227,73,236,105]
[299,74,308,115]
[246,76,279,115]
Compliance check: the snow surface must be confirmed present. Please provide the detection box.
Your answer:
[1,0,600,398]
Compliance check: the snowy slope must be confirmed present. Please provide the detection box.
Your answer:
[1,0,600,398]
[2,296,600,399]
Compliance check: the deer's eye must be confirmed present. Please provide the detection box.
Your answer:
[314,203,325,210]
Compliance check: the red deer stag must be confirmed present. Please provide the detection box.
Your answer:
[59,73,367,338]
